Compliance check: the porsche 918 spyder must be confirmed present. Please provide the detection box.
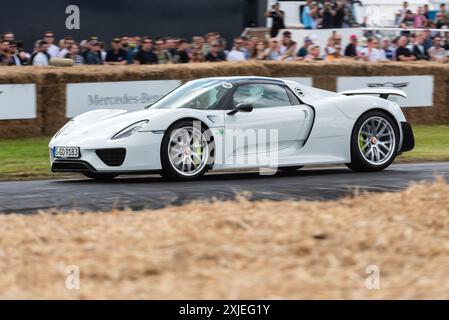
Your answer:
[49,76,414,180]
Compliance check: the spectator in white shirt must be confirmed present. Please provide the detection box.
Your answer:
[395,1,409,27]
[57,37,75,58]
[43,31,59,58]
[227,37,246,61]
[428,36,447,62]
[361,37,382,62]
[305,45,323,62]
[32,41,50,66]
[279,31,292,55]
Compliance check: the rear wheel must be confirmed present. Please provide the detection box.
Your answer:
[160,121,213,180]
[346,111,399,172]
[82,172,118,180]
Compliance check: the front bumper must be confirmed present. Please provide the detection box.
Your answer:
[399,122,415,153]
[51,159,162,175]
[49,131,164,173]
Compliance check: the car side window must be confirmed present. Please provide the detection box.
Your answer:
[233,84,292,109]
[286,88,302,105]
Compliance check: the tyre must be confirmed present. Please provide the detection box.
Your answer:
[346,110,399,172]
[278,166,304,173]
[83,172,118,180]
[160,120,213,180]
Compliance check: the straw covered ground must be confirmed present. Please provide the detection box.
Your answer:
[0,178,448,299]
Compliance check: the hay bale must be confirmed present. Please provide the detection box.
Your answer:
[1,62,448,139]
[49,58,74,67]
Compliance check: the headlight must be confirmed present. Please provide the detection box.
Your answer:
[112,120,149,140]
[54,120,75,138]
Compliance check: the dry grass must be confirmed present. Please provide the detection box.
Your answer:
[1,178,449,299]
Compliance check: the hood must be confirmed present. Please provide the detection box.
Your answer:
[51,108,170,144]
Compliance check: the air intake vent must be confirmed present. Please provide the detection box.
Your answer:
[95,148,126,166]
[52,161,93,172]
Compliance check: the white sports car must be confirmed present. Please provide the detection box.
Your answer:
[49,76,414,180]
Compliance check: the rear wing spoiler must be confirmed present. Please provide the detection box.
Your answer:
[339,88,407,100]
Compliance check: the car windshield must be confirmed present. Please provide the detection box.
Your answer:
[149,79,232,110]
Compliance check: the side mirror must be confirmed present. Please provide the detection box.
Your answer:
[227,103,254,115]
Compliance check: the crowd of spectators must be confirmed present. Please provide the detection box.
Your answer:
[296,1,449,31]
[296,30,449,63]
[395,1,449,29]
[265,1,361,37]
[0,31,237,66]
[299,0,361,31]
[2,2,449,67]
[2,28,449,67]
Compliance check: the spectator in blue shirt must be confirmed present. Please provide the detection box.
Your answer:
[85,40,103,65]
[297,37,313,59]
[380,37,394,61]
[302,0,315,29]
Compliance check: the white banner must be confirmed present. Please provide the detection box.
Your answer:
[0,84,36,120]
[281,77,313,87]
[66,80,182,117]
[337,76,434,107]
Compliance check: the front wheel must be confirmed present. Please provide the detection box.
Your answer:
[346,111,399,172]
[160,121,213,180]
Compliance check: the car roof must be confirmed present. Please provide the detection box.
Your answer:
[196,76,286,85]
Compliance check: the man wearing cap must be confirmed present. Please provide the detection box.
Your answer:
[85,40,103,65]
[297,37,312,59]
[400,9,415,31]
[344,34,360,59]
[304,45,322,62]
[105,38,127,65]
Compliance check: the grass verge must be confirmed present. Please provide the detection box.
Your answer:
[0,125,448,180]
[397,125,449,162]
[0,136,52,180]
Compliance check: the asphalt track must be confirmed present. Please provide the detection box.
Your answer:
[0,162,448,214]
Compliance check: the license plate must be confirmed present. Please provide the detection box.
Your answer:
[53,147,80,159]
